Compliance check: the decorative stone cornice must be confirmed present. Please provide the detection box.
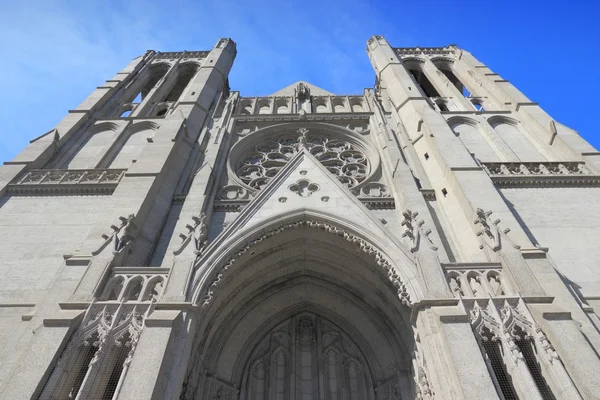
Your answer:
[7,168,125,196]
[200,219,412,307]
[211,199,395,211]
[360,198,395,210]
[213,201,248,212]
[154,51,209,60]
[394,46,456,57]
[234,113,371,123]
[482,162,600,188]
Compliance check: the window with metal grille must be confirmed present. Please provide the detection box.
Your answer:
[101,340,131,399]
[36,336,100,400]
[513,327,556,400]
[480,327,519,400]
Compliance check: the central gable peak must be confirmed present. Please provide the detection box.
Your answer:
[269,81,336,97]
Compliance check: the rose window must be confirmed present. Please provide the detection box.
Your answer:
[236,132,370,190]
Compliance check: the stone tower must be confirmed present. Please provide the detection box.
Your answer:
[0,36,599,399]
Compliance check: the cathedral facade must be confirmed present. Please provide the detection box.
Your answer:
[1,36,600,399]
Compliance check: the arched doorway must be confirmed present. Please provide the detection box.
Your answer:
[241,312,374,400]
[181,216,420,400]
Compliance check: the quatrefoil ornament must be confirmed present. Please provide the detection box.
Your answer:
[289,179,319,197]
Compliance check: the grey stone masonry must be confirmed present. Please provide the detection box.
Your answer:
[0,35,598,400]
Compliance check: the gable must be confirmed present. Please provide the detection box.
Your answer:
[269,81,336,97]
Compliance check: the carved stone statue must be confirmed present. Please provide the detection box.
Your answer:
[296,82,310,100]
[192,213,209,255]
[113,214,136,254]
[296,127,309,149]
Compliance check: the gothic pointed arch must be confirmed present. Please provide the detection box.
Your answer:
[179,148,427,399]
[189,147,424,308]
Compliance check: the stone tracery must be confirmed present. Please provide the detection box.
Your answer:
[240,313,372,400]
[236,129,371,190]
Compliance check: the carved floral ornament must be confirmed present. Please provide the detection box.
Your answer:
[195,219,414,307]
[473,208,519,252]
[469,300,560,365]
[233,127,372,191]
[401,209,438,252]
[289,179,319,197]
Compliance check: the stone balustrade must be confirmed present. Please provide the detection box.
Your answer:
[443,263,511,298]
[7,168,126,196]
[481,161,600,187]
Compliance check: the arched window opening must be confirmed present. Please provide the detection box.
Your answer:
[100,332,132,400]
[472,101,485,112]
[142,277,164,302]
[46,332,100,400]
[487,272,504,295]
[107,125,156,169]
[436,101,449,112]
[333,101,345,113]
[315,101,328,113]
[120,109,132,118]
[101,277,125,301]
[165,64,199,102]
[513,326,556,400]
[62,124,117,169]
[467,271,484,297]
[258,102,271,114]
[479,328,519,400]
[491,119,544,160]
[448,273,464,297]
[450,120,499,162]
[350,100,364,112]
[438,67,471,97]
[408,69,440,98]
[140,64,170,101]
[124,278,143,302]
[156,108,168,117]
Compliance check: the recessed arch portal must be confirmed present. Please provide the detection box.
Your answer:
[182,212,423,399]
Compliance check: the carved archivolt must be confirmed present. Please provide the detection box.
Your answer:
[234,129,371,190]
[197,220,412,307]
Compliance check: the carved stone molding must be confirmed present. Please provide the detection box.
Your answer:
[482,161,600,188]
[7,168,126,196]
[235,114,370,123]
[199,220,412,307]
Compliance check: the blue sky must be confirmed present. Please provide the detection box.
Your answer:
[1,0,598,161]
